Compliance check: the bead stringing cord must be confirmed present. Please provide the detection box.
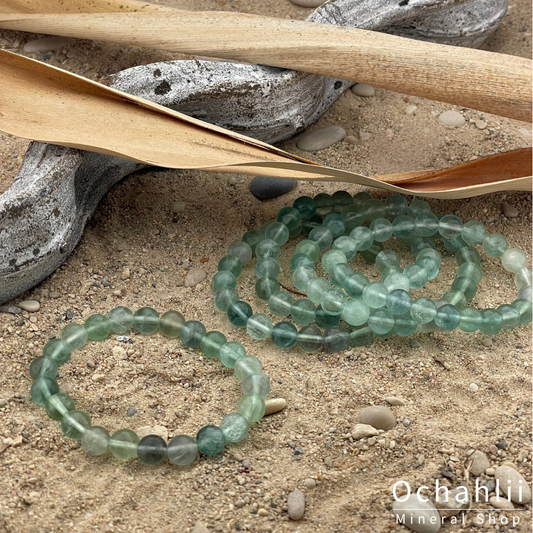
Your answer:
[31,307,270,466]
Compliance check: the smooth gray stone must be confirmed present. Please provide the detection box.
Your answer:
[250,177,297,200]
[297,125,346,151]
[392,495,441,533]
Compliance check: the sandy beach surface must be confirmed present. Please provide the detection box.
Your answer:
[0,1,531,532]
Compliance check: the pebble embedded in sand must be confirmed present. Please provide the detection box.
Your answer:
[392,495,441,533]
[351,83,375,97]
[18,300,40,312]
[287,490,306,520]
[289,0,326,7]
[469,450,490,477]
[304,478,316,489]
[184,268,207,287]
[359,405,396,430]
[352,423,379,440]
[385,396,405,406]
[297,126,346,151]
[137,425,169,441]
[249,177,296,199]
[435,488,469,517]
[475,119,487,129]
[23,37,76,54]
[495,466,532,504]
[191,521,211,533]
[438,110,465,127]
[264,398,286,415]
[502,201,518,218]
[489,496,514,510]
[469,383,479,392]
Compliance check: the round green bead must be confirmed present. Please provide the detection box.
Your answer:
[242,230,264,253]
[393,316,418,337]
[363,198,386,222]
[291,299,317,325]
[200,330,227,359]
[439,214,462,239]
[256,257,281,279]
[228,241,253,265]
[370,217,393,242]
[349,325,374,346]
[417,248,442,268]
[341,299,370,326]
[43,338,71,366]
[410,237,436,257]
[255,239,281,259]
[297,325,323,352]
[375,250,401,273]
[435,304,461,331]
[321,250,347,275]
[84,314,112,341]
[309,226,333,251]
[234,356,263,382]
[295,239,321,262]
[179,320,206,348]
[332,236,357,259]
[360,242,384,263]
[330,264,354,288]
[408,199,432,217]
[392,215,416,239]
[479,308,503,335]
[455,246,481,266]
[512,299,532,324]
[368,308,395,335]
[461,220,486,245]
[159,310,185,338]
[451,277,478,301]
[268,291,293,317]
[518,285,533,301]
[220,341,246,368]
[404,264,429,290]
[332,190,353,206]
[322,288,347,316]
[350,226,373,251]
[220,413,250,443]
[290,253,315,273]
[483,233,508,257]
[314,192,334,208]
[323,213,346,237]
[29,356,58,380]
[255,277,280,301]
[60,323,87,350]
[352,191,372,208]
[362,282,388,309]
[265,222,290,245]
[343,272,369,298]
[271,321,298,348]
[137,435,167,465]
[515,267,532,289]
[227,301,253,327]
[459,306,482,332]
[109,429,139,461]
[501,248,527,273]
[31,377,59,406]
[45,393,75,421]
[410,297,437,324]
[218,255,243,277]
[497,304,520,330]
[442,290,467,310]
[277,206,303,231]
[81,426,110,456]
[246,313,273,340]
[383,272,410,292]
[385,194,408,218]
[416,256,440,281]
[212,270,237,291]
[242,374,270,399]
[214,288,239,312]
[457,262,483,285]
[443,235,467,254]
[108,306,134,333]
[324,325,350,352]
[61,409,91,440]
[315,305,341,328]
[293,196,317,220]
[415,212,439,237]
[386,289,412,317]
[168,435,198,466]
[134,307,160,335]
[237,395,266,423]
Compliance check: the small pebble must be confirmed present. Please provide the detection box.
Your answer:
[137,425,168,441]
[257,508,268,517]
[484,479,496,493]
[345,135,358,145]
[497,440,507,449]
[502,202,518,218]
[385,396,405,406]
[481,337,493,347]
[475,119,487,129]
[405,105,417,115]
[172,201,186,214]
[264,398,286,416]
[489,444,499,455]
[86,360,95,369]
[297,126,346,151]
[287,490,305,520]
[359,405,396,430]
[402,419,411,427]
[249,176,296,200]
[417,454,425,466]
[489,496,514,510]
[0,306,21,315]
[469,383,479,392]
[485,467,495,476]
[91,374,105,382]
[351,83,375,97]
[304,478,316,489]
[228,176,240,185]
[294,447,304,456]
[352,423,379,440]
[495,466,531,504]
[242,459,252,469]
[392,495,441,533]
[18,300,40,312]
[23,36,76,53]
[127,406,138,417]
[17,317,24,327]
[184,268,207,287]
[289,0,325,7]
[121,268,130,280]
[501,461,516,469]
[435,488,469,517]
[191,521,210,533]
[438,110,465,128]
[469,450,490,477]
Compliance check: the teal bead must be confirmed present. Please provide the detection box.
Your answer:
[352,191,372,208]
[179,320,206,347]
[137,435,167,465]
[501,248,527,273]
[289,224,302,240]
[220,413,250,443]
[443,235,467,253]
[370,217,393,242]
[375,250,401,273]
[451,277,478,301]
[45,393,75,421]
[459,306,482,332]
[84,314,112,341]
[268,291,294,317]
[385,194,408,218]
[218,255,243,277]
[255,277,280,301]
[271,321,298,348]
[362,282,388,309]
[435,304,461,331]
[290,253,315,273]
[416,256,439,281]
[479,308,503,335]
[392,215,416,239]
[457,262,483,285]
[237,395,266,423]
[442,290,467,310]
[291,299,317,325]
[461,220,486,245]
[29,356,58,380]
[368,308,395,335]
[381,266,403,280]
[242,230,265,253]
[159,310,185,338]
[350,226,373,251]
[31,377,59,406]
[212,270,237,291]
[512,299,532,324]
[518,285,532,301]
[228,241,253,265]
[341,205,365,232]
[109,429,139,461]
[383,272,410,292]
[341,299,370,326]
[323,213,346,237]
[455,246,481,266]
[43,338,71,365]
[439,214,463,239]
[214,288,239,312]
[255,239,281,259]
[349,325,374,346]
[293,196,317,220]
[410,237,435,257]
[255,257,280,279]
[497,304,520,330]
[168,435,198,465]
[415,212,439,237]
[322,289,347,316]
[393,316,418,337]
[410,297,437,324]
[61,409,91,440]
[246,313,273,340]
[483,233,508,257]
[321,250,347,274]
[265,221,290,245]
[134,307,159,335]
[297,325,323,352]
[306,277,331,304]
[60,323,87,350]
[343,272,369,298]
[408,199,432,217]
[386,290,412,316]
[332,236,357,259]
[363,198,386,221]
[360,242,384,263]
[324,326,350,352]
[81,426,110,456]
[234,355,263,382]
[515,267,532,289]
[107,306,134,333]
[309,226,333,251]
[200,330,227,359]
[403,264,429,289]
[295,239,321,262]
[227,301,253,327]
[315,305,341,327]
[314,192,334,208]
[417,248,442,268]
[292,266,317,292]
[242,374,270,399]
[330,263,354,288]
[332,190,353,206]
[219,341,246,368]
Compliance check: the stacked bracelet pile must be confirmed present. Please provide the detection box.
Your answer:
[30,307,270,465]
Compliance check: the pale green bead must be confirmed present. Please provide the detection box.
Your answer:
[43,338,71,366]
[322,288,347,316]
[200,330,227,359]
[29,356,58,380]
[392,215,416,239]
[350,226,373,251]
[265,222,290,245]
[332,236,357,259]
[246,313,273,340]
[256,257,281,279]
[321,250,347,275]
[295,239,320,262]
[268,291,294,317]
[455,246,481,266]
[306,277,331,304]
[341,299,370,326]
[461,220,486,245]
[408,199,431,217]
[368,308,395,335]
[218,254,243,276]
[291,299,317,325]
[330,264,354,288]
[179,320,206,348]
[220,413,250,443]
[417,248,442,268]
[31,377,59,406]
[255,239,281,259]
[271,321,298,349]
[168,435,198,465]
[61,409,91,440]
[290,253,315,273]
[212,270,237,291]
[349,325,374,346]
[324,325,350,352]
[309,226,333,251]
[457,262,483,285]
[45,393,75,421]
[403,264,428,289]
[363,198,386,222]
[501,248,527,273]
[220,341,246,368]
[512,299,532,324]
[228,241,253,265]
[343,272,369,298]
[383,272,410,293]
[323,213,346,237]
[410,297,437,324]
[214,288,239,312]
[362,282,388,309]
[497,304,520,330]
[442,290,467,310]
[515,267,533,289]
[386,289,412,316]
[341,204,365,231]
[439,214,462,239]
[277,206,302,230]
[81,426,110,456]
[237,395,266,423]
[242,374,270,399]
[370,217,393,242]
[159,310,185,338]
[415,256,439,281]
[385,194,408,218]
[483,233,508,257]
[352,191,372,208]
[316,305,340,328]
[60,323,87,350]
[234,355,263,382]
[451,277,478,300]
[435,304,461,331]
[109,429,139,461]
[459,306,482,332]
[242,230,264,253]
[108,306,134,333]
[84,314,112,341]
[415,212,439,237]
[393,316,417,337]
[255,277,280,300]
[297,325,323,352]
[479,308,503,335]
[292,266,317,292]
[375,250,401,273]
[518,285,533,301]
[133,307,159,335]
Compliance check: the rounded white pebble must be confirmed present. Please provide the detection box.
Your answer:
[438,110,465,127]
[469,383,479,392]
[184,268,207,287]
[351,83,375,97]
[23,37,76,53]
[18,300,40,312]
[264,398,286,416]
[287,490,306,520]
[297,126,346,151]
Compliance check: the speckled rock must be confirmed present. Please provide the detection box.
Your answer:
[351,83,375,97]
[495,466,532,504]
[249,176,296,200]
[435,488,469,517]
[469,451,490,477]
[297,126,346,151]
[359,405,396,430]
[287,490,306,520]
[438,110,465,127]
[392,495,441,533]
[184,268,207,287]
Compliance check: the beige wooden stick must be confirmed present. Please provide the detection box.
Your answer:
[0,11,531,122]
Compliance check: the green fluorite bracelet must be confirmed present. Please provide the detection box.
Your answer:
[30,307,270,466]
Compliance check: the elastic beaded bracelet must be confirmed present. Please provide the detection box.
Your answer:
[31,307,270,466]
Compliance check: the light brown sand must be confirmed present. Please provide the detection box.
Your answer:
[0,1,531,532]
